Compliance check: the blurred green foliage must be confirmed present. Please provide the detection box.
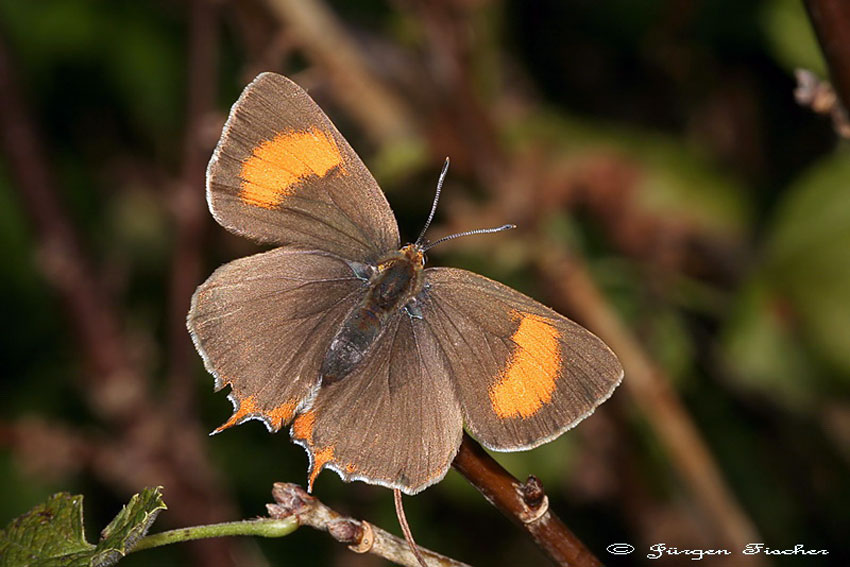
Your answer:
[0,1,848,566]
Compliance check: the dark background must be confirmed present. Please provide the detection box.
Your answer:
[1,1,848,566]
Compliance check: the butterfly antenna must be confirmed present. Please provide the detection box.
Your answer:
[394,489,429,567]
[421,223,516,252]
[414,157,451,247]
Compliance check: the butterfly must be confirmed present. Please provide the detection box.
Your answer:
[188,72,623,495]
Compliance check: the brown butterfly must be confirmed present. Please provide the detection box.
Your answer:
[188,72,623,495]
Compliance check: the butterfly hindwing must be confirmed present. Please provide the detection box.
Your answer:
[291,313,464,495]
[188,248,367,433]
[207,72,400,261]
[419,267,624,451]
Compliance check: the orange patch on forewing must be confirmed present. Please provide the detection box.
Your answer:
[307,447,334,491]
[489,312,562,419]
[239,126,345,209]
[215,395,258,432]
[292,410,316,443]
[266,400,298,430]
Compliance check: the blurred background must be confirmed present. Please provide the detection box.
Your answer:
[1,1,849,566]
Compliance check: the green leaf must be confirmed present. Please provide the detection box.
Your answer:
[721,279,816,409]
[0,487,166,567]
[765,149,850,376]
[0,492,94,567]
[91,487,167,567]
[721,148,850,407]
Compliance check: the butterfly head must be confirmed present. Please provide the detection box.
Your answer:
[400,243,426,267]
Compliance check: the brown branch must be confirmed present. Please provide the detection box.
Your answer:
[268,483,472,567]
[536,251,764,565]
[793,68,850,138]
[804,0,850,116]
[166,0,218,415]
[452,434,602,567]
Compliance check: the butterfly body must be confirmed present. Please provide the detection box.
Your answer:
[321,244,425,385]
[189,72,623,495]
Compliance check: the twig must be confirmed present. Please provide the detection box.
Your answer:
[133,517,298,552]
[267,483,472,567]
[803,0,850,117]
[793,68,850,138]
[536,250,764,565]
[452,434,602,567]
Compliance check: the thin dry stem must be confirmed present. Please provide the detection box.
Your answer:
[804,0,850,116]
[793,69,850,138]
[268,483,471,567]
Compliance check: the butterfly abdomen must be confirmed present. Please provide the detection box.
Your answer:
[320,245,424,385]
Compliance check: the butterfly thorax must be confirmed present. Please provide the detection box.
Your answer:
[319,244,425,385]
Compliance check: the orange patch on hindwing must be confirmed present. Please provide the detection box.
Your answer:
[489,312,562,419]
[215,395,258,432]
[239,127,345,209]
[267,400,298,430]
[293,410,336,491]
[292,410,316,443]
[308,447,335,491]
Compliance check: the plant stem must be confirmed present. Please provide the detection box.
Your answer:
[132,517,298,553]
[452,434,601,567]
[804,0,850,114]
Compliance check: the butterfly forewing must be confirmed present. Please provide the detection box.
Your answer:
[291,314,463,495]
[420,267,624,451]
[207,72,400,261]
[188,248,367,433]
